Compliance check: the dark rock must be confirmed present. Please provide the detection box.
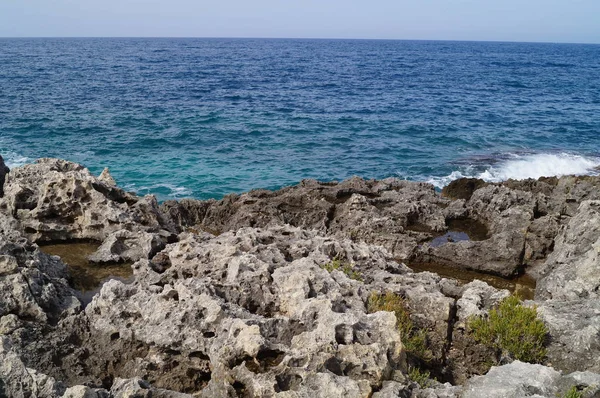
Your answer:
[441,178,487,201]
[0,155,9,198]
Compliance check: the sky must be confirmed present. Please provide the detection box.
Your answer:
[1,0,599,44]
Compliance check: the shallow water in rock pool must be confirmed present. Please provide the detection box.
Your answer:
[40,242,133,305]
[407,261,536,300]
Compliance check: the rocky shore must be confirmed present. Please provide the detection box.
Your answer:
[1,157,599,397]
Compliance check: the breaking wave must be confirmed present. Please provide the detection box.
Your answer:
[2,151,31,169]
[427,153,600,188]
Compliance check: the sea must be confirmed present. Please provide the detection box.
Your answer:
[1,38,599,201]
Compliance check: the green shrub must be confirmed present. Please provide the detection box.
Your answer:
[408,366,432,388]
[469,295,547,363]
[367,292,432,360]
[562,386,583,398]
[322,258,363,281]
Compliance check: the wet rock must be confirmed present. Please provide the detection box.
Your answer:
[418,185,535,276]
[160,198,214,232]
[328,184,447,260]
[441,178,486,201]
[161,177,449,262]
[158,174,600,279]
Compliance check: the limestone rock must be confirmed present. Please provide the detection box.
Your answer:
[62,385,109,398]
[536,200,600,300]
[536,299,600,373]
[87,229,168,264]
[455,280,510,328]
[161,177,449,261]
[0,158,174,245]
[3,159,600,396]
[462,361,600,398]
[441,178,486,201]
[0,338,66,398]
[81,226,406,396]
[462,361,561,398]
[98,167,116,187]
[0,227,79,324]
[412,384,462,398]
[110,377,191,398]
[446,281,510,384]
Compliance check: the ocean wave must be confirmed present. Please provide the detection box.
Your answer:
[125,183,193,199]
[2,151,31,168]
[427,153,600,188]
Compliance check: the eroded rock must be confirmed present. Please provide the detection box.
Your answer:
[2,159,600,396]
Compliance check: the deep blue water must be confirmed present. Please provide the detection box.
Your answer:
[1,38,599,200]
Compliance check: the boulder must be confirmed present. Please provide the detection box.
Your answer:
[441,178,486,201]
[0,158,175,244]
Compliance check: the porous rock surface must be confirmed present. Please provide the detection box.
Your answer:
[161,174,600,278]
[0,158,176,262]
[1,158,600,397]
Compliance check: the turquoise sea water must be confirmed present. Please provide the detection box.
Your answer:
[1,38,599,200]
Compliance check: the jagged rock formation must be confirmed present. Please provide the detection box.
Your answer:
[161,174,600,278]
[1,158,600,397]
[0,159,177,262]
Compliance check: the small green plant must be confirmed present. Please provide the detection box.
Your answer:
[367,292,432,360]
[408,366,432,388]
[469,295,547,363]
[562,386,583,398]
[322,257,363,281]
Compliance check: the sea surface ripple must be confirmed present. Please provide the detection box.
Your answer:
[1,38,599,200]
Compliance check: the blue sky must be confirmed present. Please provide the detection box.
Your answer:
[1,0,599,43]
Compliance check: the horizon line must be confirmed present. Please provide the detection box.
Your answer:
[0,36,599,46]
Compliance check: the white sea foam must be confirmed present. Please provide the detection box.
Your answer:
[125,183,193,199]
[427,153,600,188]
[2,151,31,168]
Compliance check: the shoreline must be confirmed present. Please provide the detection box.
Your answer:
[4,150,600,203]
[1,157,600,397]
